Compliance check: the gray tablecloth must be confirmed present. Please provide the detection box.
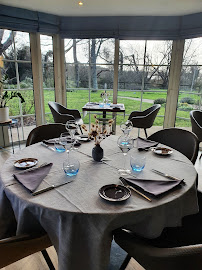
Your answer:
[0,136,199,270]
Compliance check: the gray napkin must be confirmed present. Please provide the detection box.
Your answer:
[125,177,183,196]
[137,137,158,151]
[13,163,53,192]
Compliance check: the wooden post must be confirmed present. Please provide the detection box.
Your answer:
[164,40,185,128]
[53,34,66,106]
[30,33,45,126]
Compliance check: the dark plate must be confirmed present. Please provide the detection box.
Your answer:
[14,158,38,169]
[151,147,173,156]
[99,184,131,202]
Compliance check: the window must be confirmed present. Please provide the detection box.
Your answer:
[1,29,35,141]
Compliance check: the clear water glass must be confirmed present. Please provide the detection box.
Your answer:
[99,101,104,108]
[130,155,146,172]
[63,157,80,177]
[117,135,134,175]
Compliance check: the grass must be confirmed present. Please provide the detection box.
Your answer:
[7,88,199,128]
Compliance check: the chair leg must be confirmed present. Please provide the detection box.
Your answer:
[41,249,55,270]
[144,129,148,138]
[119,254,131,270]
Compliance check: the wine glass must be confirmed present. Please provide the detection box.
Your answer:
[65,120,79,138]
[65,120,80,147]
[59,132,75,162]
[117,135,134,175]
[120,120,133,136]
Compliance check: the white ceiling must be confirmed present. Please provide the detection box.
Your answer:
[1,0,202,16]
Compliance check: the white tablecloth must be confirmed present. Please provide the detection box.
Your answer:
[0,136,199,270]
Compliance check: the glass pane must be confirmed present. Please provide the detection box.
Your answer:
[119,40,145,65]
[146,40,172,66]
[40,35,55,122]
[66,64,89,89]
[183,38,202,65]
[65,39,89,64]
[1,29,15,60]
[177,37,202,128]
[118,40,168,132]
[15,32,31,61]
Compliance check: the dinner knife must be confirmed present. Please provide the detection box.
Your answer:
[151,169,183,181]
[41,142,55,152]
[119,177,152,202]
[32,181,71,196]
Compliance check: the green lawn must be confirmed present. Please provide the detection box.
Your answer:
[8,89,197,127]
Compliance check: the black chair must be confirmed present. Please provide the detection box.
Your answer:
[148,127,199,164]
[48,101,83,133]
[114,190,202,270]
[128,104,161,138]
[26,123,67,146]
[0,233,55,269]
[190,110,202,158]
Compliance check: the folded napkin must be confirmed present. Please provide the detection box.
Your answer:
[13,163,53,192]
[137,137,158,151]
[125,177,183,196]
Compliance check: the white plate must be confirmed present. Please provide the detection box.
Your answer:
[78,135,91,142]
[14,158,38,169]
[151,147,173,156]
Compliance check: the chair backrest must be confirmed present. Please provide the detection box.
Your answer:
[129,104,161,129]
[190,110,202,142]
[26,123,67,146]
[0,233,52,268]
[148,128,199,164]
[48,101,80,123]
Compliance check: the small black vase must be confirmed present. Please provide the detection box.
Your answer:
[92,144,103,162]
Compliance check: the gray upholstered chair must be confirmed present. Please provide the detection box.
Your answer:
[48,101,83,133]
[114,190,202,270]
[148,127,199,164]
[190,110,202,158]
[128,104,161,138]
[26,123,67,146]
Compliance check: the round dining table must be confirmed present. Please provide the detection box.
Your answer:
[0,135,199,270]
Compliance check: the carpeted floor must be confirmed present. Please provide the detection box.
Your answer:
[108,240,127,270]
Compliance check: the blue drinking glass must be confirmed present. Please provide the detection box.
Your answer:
[63,157,80,177]
[130,155,146,172]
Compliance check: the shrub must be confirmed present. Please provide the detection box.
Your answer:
[180,97,195,104]
[154,98,166,104]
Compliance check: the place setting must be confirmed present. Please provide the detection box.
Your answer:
[98,121,185,203]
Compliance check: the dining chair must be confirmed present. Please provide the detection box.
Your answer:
[0,232,55,269]
[114,190,202,270]
[148,127,199,164]
[48,101,83,134]
[190,110,202,159]
[26,123,67,146]
[128,104,161,138]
